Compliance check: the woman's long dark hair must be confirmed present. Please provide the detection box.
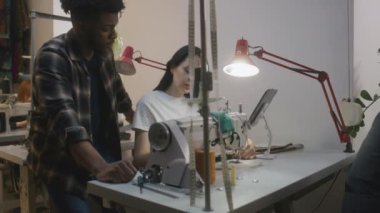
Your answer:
[154,45,201,93]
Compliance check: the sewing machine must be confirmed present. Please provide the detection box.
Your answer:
[143,112,248,189]
[0,95,30,133]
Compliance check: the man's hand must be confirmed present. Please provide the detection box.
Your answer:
[96,160,138,183]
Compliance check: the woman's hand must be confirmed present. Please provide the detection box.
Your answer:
[238,145,255,160]
[236,138,256,160]
[96,160,138,183]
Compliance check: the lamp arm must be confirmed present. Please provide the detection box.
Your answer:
[253,48,320,80]
[252,48,353,152]
[134,57,166,71]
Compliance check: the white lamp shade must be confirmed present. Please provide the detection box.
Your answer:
[223,62,260,77]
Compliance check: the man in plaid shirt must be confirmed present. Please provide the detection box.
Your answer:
[27,0,137,212]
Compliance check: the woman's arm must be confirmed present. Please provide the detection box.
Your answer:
[132,129,151,169]
[237,138,256,160]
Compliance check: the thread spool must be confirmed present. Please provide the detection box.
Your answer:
[230,164,236,186]
[195,149,216,184]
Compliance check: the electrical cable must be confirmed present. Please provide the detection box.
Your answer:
[311,169,342,213]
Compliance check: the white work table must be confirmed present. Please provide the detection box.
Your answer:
[0,129,27,145]
[0,139,134,213]
[0,145,35,213]
[87,149,355,213]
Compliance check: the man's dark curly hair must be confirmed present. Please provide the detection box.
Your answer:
[60,0,125,21]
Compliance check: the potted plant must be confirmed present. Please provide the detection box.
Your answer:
[344,84,380,138]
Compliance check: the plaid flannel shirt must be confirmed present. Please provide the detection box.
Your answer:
[27,30,132,196]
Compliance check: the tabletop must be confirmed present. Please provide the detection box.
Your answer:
[87,149,355,213]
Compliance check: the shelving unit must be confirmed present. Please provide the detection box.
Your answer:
[0,0,30,93]
[0,0,10,39]
[27,11,71,79]
[0,0,11,91]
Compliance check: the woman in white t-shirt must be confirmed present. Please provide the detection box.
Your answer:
[132,45,255,168]
[132,45,201,168]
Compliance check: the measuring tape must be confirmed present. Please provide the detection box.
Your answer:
[210,0,234,211]
[216,122,234,211]
[187,0,234,210]
[188,0,197,206]
[210,0,219,85]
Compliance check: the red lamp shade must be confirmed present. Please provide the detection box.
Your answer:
[223,38,259,77]
[115,46,137,75]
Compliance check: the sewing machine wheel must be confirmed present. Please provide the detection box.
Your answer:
[148,122,171,151]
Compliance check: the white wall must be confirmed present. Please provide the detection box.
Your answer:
[52,2,71,37]
[118,1,203,107]
[352,0,380,149]
[218,0,350,151]
[118,0,350,151]
[50,0,351,151]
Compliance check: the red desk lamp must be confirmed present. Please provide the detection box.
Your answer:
[223,38,354,153]
[115,46,166,75]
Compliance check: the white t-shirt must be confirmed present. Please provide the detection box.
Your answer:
[132,90,200,131]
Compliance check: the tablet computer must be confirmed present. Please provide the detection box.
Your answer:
[249,89,278,127]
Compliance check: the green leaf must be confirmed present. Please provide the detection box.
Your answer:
[350,131,357,138]
[347,125,355,132]
[361,90,373,101]
[347,126,357,138]
[374,94,379,101]
[354,98,366,108]
[360,120,365,127]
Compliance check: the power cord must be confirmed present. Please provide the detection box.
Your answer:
[311,169,342,213]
